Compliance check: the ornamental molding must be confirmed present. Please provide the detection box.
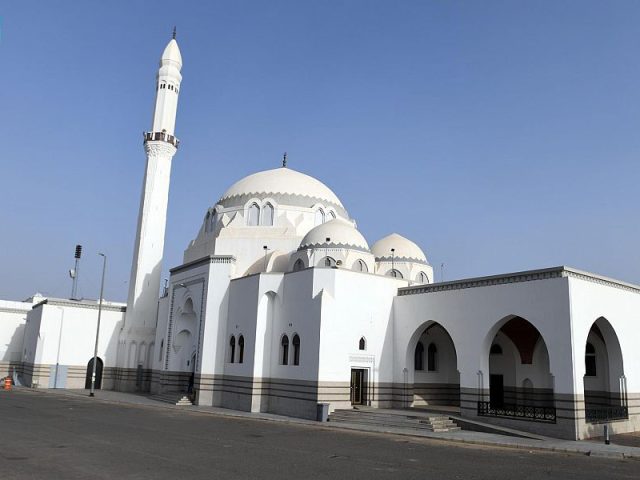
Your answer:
[376,255,430,266]
[217,192,349,219]
[144,141,177,158]
[398,266,640,297]
[32,298,126,312]
[0,306,31,314]
[349,354,375,364]
[170,255,236,274]
[298,242,371,254]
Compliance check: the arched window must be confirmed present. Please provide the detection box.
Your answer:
[387,269,403,279]
[322,257,336,267]
[414,341,424,371]
[248,203,260,226]
[238,335,245,364]
[490,344,503,355]
[292,334,300,366]
[315,208,325,226]
[293,259,305,272]
[229,336,236,363]
[427,343,438,371]
[585,342,596,376]
[416,271,429,284]
[354,259,368,273]
[359,337,366,351]
[281,335,289,365]
[328,211,336,220]
[262,203,274,226]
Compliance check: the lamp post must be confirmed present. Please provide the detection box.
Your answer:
[263,245,268,272]
[90,253,107,397]
[391,248,395,275]
[54,307,65,389]
[325,237,330,267]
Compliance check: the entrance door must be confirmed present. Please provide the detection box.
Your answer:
[350,369,367,405]
[85,357,103,390]
[489,374,504,408]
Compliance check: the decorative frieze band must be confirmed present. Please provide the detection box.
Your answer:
[398,266,640,296]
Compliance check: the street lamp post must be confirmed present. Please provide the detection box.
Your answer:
[391,248,395,275]
[90,253,107,397]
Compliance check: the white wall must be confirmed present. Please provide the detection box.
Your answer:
[0,300,31,362]
[34,302,124,368]
[567,276,640,394]
[393,276,574,393]
[316,269,406,383]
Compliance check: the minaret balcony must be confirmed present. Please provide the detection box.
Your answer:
[144,131,180,148]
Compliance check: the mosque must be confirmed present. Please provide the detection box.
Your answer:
[0,35,638,441]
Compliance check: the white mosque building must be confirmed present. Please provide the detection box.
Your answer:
[1,35,639,441]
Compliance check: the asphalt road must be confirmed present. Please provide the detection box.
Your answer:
[0,390,637,479]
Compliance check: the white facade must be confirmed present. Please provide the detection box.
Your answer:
[1,35,638,441]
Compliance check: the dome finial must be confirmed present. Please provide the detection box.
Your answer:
[282,152,288,168]
[172,26,177,40]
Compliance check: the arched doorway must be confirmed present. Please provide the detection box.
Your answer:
[407,322,459,409]
[484,316,554,420]
[85,357,104,390]
[583,317,627,423]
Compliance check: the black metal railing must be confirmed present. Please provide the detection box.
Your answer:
[585,406,628,423]
[143,131,180,148]
[477,401,556,423]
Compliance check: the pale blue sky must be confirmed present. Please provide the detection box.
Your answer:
[1,1,639,301]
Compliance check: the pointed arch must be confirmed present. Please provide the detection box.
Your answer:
[406,321,460,408]
[292,334,300,366]
[387,269,403,279]
[229,335,236,363]
[262,203,274,226]
[583,317,627,421]
[354,259,368,273]
[281,334,289,365]
[248,203,260,226]
[238,335,245,364]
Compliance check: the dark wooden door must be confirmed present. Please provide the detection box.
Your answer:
[350,369,367,405]
[489,374,504,408]
[85,358,103,390]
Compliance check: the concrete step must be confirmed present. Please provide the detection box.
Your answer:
[328,409,460,433]
[149,393,193,406]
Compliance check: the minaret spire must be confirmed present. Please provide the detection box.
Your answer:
[124,36,183,336]
[282,152,287,168]
[172,26,177,39]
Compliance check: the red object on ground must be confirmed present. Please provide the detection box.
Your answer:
[3,377,11,390]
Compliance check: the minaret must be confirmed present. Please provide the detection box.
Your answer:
[125,34,182,330]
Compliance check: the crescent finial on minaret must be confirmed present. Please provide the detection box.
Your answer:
[282,152,288,168]
[172,26,177,40]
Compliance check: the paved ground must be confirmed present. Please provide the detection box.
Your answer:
[589,431,640,448]
[1,390,639,479]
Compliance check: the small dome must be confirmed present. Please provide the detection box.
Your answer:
[299,219,369,251]
[371,233,428,264]
[220,167,344,209]
[161,39,182,67]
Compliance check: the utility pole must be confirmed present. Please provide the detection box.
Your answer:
[90,253,107,397]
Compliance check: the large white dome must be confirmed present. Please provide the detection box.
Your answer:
[300,219,370,251]
[219,167,344,210]
[371,233,428,264]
